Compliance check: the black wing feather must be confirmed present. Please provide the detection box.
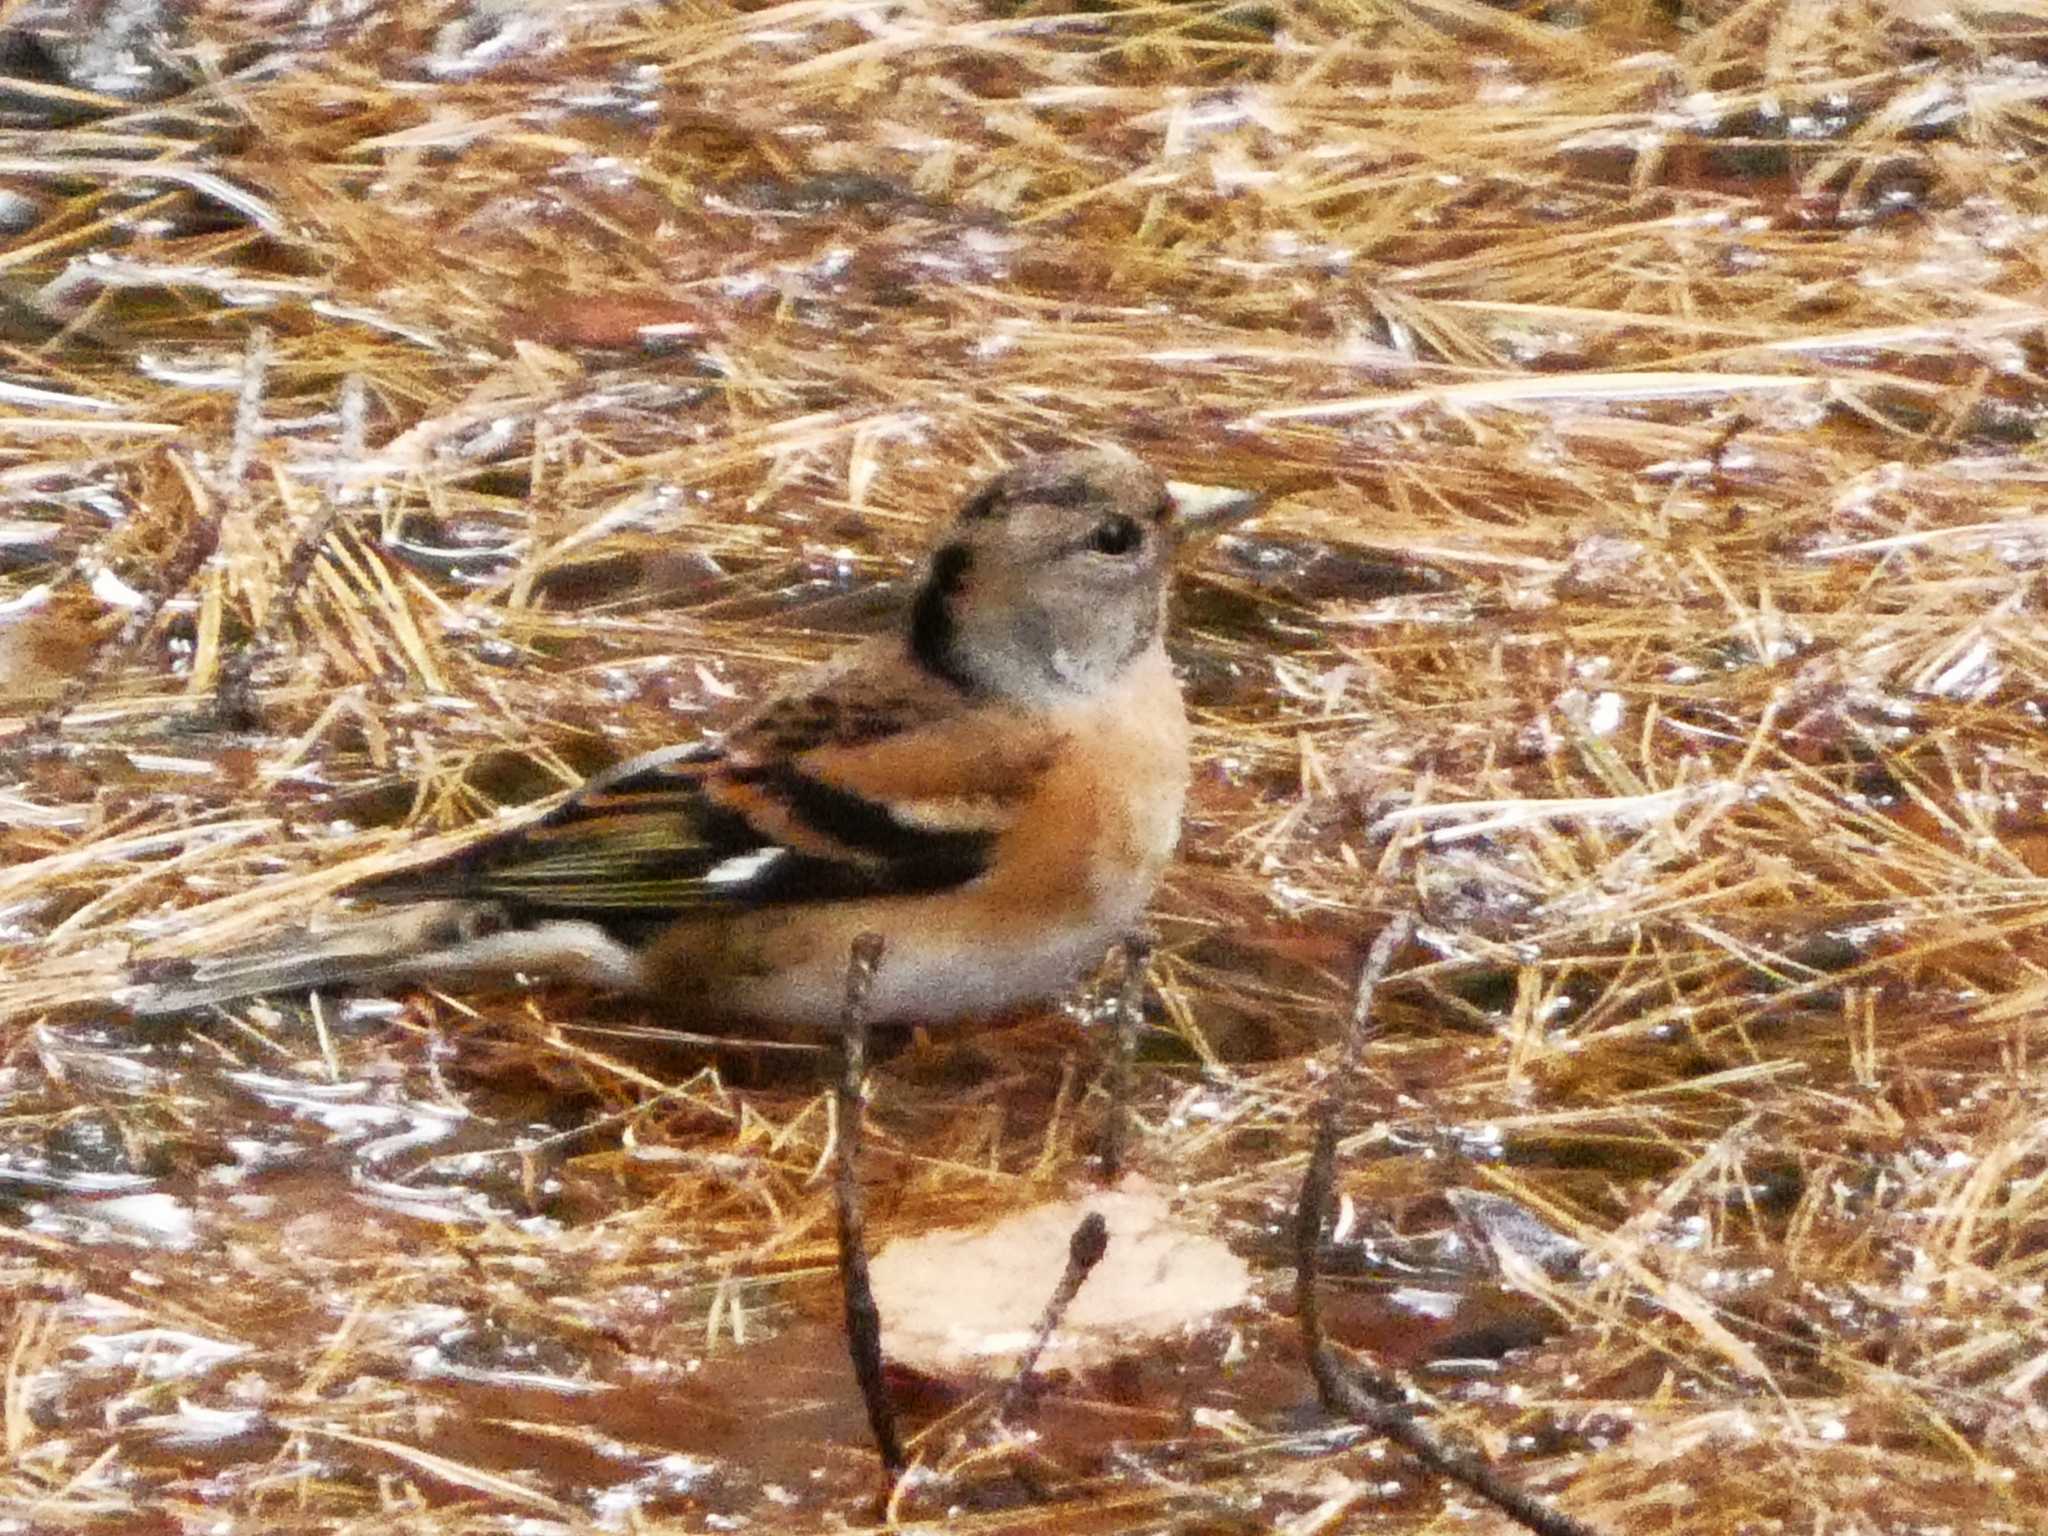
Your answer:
[345,741,995,936]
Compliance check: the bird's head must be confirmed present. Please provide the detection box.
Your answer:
[909,446,1259,699]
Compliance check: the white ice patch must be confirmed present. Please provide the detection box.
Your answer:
[89,565,148,609]
[72,1328,247,1380]
[93,1193,199,1248]
[136,1400,268,1446]
[869,1183,1253,1378]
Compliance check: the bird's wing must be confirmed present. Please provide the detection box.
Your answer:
[347,656,1054,923]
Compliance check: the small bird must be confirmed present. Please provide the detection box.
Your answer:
[127,446,1261,1031]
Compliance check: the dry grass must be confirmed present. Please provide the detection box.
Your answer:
[7,0,2048,1530]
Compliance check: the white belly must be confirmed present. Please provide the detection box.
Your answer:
[750,918,1128,1030]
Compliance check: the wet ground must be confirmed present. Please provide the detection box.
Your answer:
[8,0,2048,1532]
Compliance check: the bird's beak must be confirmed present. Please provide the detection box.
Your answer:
[1168,481,1262,544]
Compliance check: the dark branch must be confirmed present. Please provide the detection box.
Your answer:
[998,1209,1111,1420]
[1293,914,1602,1536]
[832,932,904,1480]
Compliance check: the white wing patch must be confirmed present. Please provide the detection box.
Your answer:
[705,848,786,886]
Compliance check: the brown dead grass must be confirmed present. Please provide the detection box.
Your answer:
[7,0,2048,1530]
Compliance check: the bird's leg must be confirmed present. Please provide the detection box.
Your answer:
[1098,929,1153,1181]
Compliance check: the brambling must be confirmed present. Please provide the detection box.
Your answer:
[128,446,1261,1030]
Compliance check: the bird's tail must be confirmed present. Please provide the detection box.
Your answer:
[121,901,506,1017]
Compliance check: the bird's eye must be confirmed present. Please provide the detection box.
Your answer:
[1089,515,1142,556]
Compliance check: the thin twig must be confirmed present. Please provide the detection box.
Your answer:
[221,324,272,497]
[1293,913,1602,1536]
[1295,917,1414,1410]
[1246,369,1823,424]
[997,1210,1110,1420]
[0,157,289,236]
[209,325,273,727]
[832,932,903,1480]
[215,369,364,725]
[1099,932,1151,1180]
